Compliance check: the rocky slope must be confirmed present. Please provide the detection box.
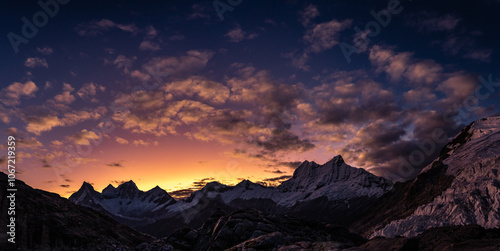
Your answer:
[354,116,500,238]
[0,172,153,250]
[142,209,367,251]
[69,180,175,227]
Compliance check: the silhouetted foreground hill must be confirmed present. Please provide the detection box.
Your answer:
[0,172,153,250]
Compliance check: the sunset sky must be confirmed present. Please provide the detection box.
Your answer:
[1,0,499,198]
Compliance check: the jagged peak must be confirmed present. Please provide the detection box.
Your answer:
[146,185,165,193]
[202,181,225,189]
[81,181,96,191]
[103,184,115,190]
[117,180,138,190]
[324,155,345,167]
[235,179,260,189]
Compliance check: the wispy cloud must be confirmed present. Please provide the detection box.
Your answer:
[224,25,258,42]
[25,57,48,68]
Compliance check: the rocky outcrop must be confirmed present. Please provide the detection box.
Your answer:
[142,209,366,251]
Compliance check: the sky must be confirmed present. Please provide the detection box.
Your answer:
[1,0,499,198]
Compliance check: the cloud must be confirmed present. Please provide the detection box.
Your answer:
[146,26,158,38]
[106,161,124,168]
[409,12,461,32]
[76,83,105,99]
[163,76,230,104]
[113,54,136,74]
[300,4,320,26]
[369,46,443,85]
[436,72,478,108]
[26,115,62,135]
[115,137,129,145]
[51,140,63,146]
[169,34,185,41]
[37,46,53,55]
[403,88,437,103]
[188,3,211,20]
[59,107,107,126]
[0,81,39,106]
[138,50,214,77]
[18,137,43,149]
[303,19,352,53]
[53,91,75,104]
[463,49,493,62]
[133,139,158,146]
[139,41,161,51]
[77,19,138,36]
[25,57,48,68]
[224,25,258,42]
[169,177,217,199]
[68,129,100,145]
[60,184,70,188]
[111,180,130,185]
[264,169,285,174]
[289,12,351,70]
[257,175,292,186]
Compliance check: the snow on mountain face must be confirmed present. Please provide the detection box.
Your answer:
[168,155,392,216]
[70,180,175,220]
[278,155,392,205]
[372,116,500,238]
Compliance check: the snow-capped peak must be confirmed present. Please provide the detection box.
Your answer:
[102,184,116,195]
[324,154,345,167]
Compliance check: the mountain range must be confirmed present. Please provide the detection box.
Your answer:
[2,116,500,250]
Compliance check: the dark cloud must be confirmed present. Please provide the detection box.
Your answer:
[257,175,293,187]
[265,169,285,174]
[41,159,52,168]
[111,180,129,185]
[106,161,125,168]
[60,184,70,188]
[249,129,315,153]
[169,189,196,199]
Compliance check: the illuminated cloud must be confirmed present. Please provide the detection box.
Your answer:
[113,55,137,74]
[18,137,43,149]
[437,72,478,108]
[51,140,63,146]
[0,81,39,106]
[146,26,158,38]
[188,3,211,20]
[139,50,214,77]
[37,46,54,55]
[163,77,230,104]
[24,57,48,68]
[299,4,320,26]
[77,19,139,36]
[224,25,258,42]
[77,83,106,99]
[54,91,75,104]
[115,137,129,145]
[369,46,443,85]
[26,115,62,135]
[139,41,161,51]
[68,129,100,145]
[132,139,157,146]
[304,19,352,53]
